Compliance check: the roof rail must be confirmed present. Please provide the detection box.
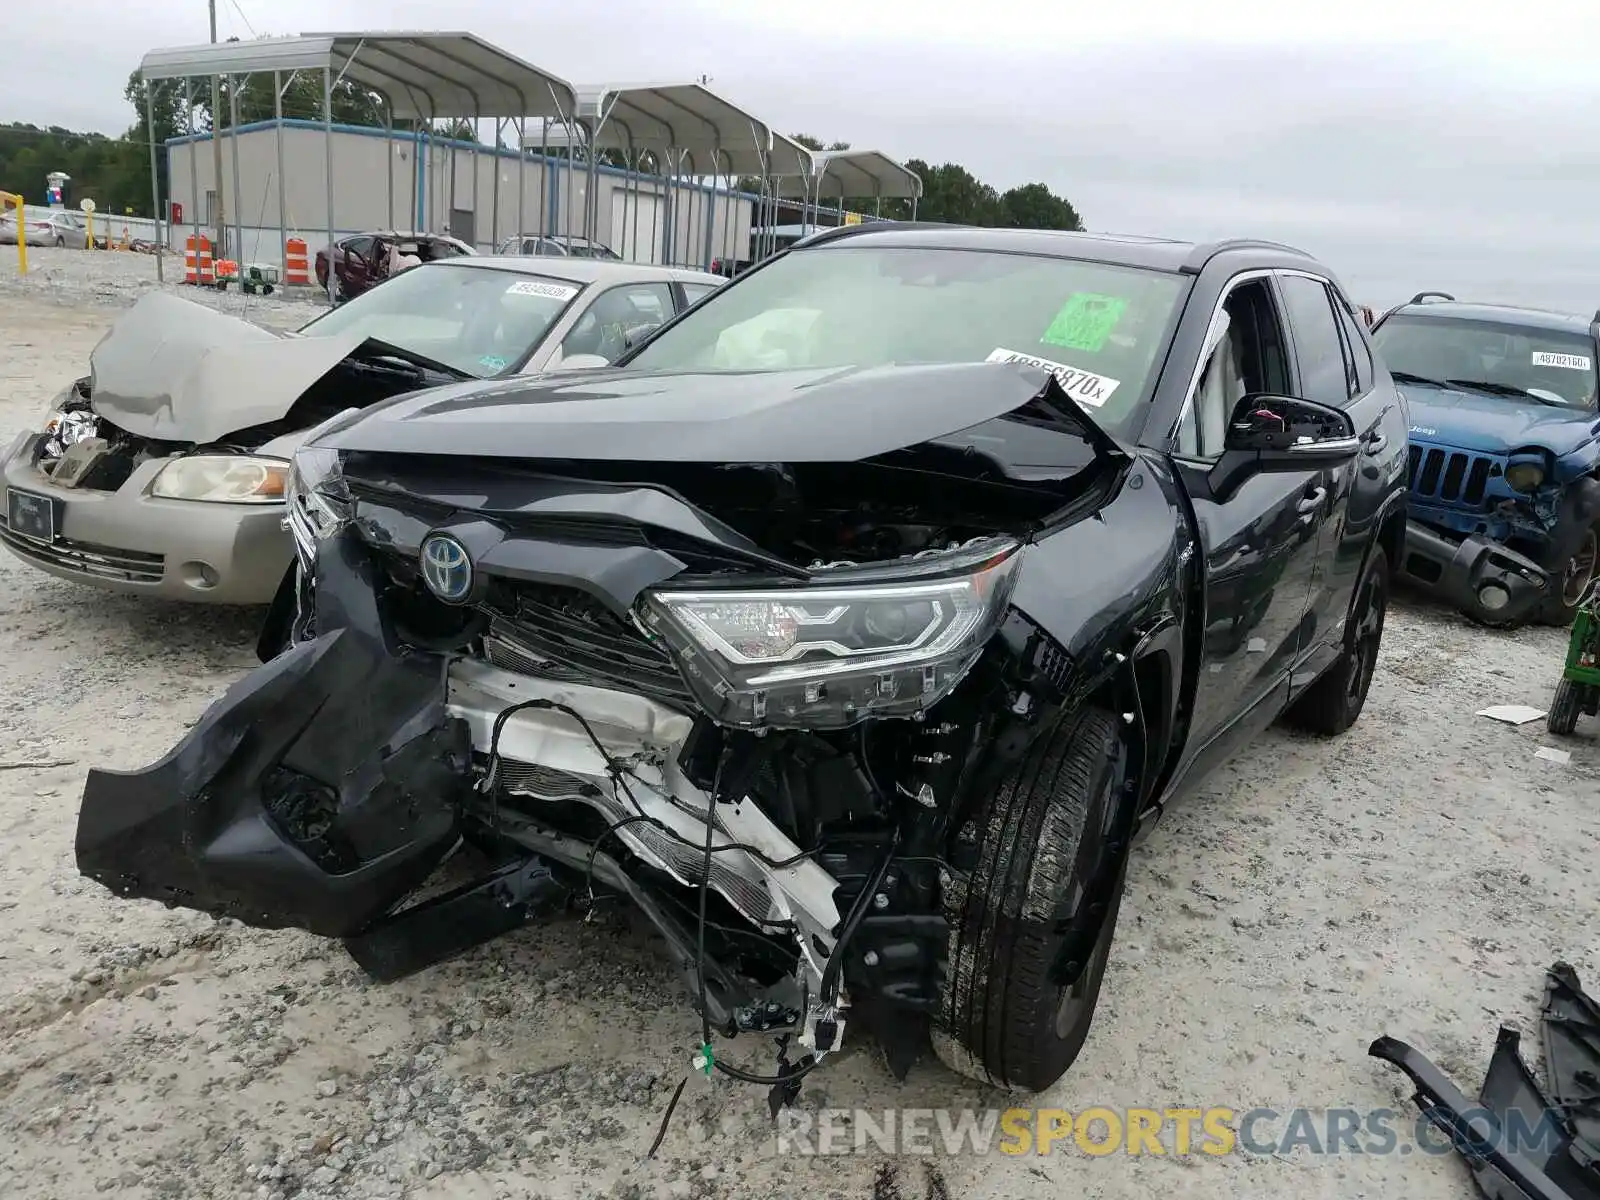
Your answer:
[1180,237,1312,274]
[1408,291,1456,304]
[793,220,970,250]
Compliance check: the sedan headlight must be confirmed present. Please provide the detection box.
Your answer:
[639,537,1022,729]
[284,446,351,566]
[1504,461,1546,493]
[150,455,288,503]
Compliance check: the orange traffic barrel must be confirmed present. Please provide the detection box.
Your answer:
[284,237,310,286]
[184,235,215,285]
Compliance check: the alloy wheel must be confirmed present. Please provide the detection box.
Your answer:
[1346,568,1388,706]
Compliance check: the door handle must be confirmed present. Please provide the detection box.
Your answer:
[1296,488,1326,514]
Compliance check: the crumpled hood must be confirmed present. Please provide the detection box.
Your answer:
[88,292,370,445]
[312,360,1115,464]
[1402,384,1600,456]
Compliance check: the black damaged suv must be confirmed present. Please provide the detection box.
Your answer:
[77,226,1408,1096]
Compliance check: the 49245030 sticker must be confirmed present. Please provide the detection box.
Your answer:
[985,348,1121,408]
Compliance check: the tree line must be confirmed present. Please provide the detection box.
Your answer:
[0,67,1081,233]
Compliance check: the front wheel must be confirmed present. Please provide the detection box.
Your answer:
[1537,522,1599,627]
[932,706,1128,1092]
[1284,550,1389,735]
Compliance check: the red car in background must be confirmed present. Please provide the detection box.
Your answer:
[314,231,474,302]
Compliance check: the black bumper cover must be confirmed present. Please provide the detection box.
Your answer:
[75,529,467,939]
[1398,519,1551,623]
[1370,962,1600,1200]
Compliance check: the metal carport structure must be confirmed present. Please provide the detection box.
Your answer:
[774,148,923,226]
[137,32,577,286]
[558,82,814,269]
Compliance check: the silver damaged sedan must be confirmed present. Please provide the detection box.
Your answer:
[1,257,721,603]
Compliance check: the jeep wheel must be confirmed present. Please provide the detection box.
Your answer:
[1284,549,1389,735]
[931,706,1127,1093]
[1538,522,1598,627]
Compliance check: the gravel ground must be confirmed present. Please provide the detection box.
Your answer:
[0,248,1596,1200]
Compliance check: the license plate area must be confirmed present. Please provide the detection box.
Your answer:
[6,487,56,543]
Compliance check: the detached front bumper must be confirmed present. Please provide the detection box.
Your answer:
[0,432,293,604]
[1397,518,1551,624]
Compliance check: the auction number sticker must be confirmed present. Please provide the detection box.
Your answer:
[506,279,580,301]
[1532,351,1591,371]
[985,348,1121,408]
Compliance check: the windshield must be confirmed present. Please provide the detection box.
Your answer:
[295,262,584,378]
[1373,313,1598,410]
[624,244,1189,437]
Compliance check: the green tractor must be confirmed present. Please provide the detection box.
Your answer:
[1548,582,1600,736]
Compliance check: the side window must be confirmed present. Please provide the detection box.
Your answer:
[1177,279,1292,459]
[1278,274,1351,406]
[343,236,376,261]
[561,283,674,363]
[681,283,718,306]
[1330,287,1375,394]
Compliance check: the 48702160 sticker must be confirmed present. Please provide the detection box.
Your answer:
[1532,350,1592,371]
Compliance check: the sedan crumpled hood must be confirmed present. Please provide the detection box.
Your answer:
[87,292,370,445]
[1402,385,1600,457]
[312,360,1111,464]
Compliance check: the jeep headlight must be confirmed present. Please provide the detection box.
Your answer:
[283,446,351,566]
[1504,462,1545,493]
[639,537,1022,730]
[150,455,288,503]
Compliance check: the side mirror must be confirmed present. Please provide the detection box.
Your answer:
[555,353,611,371]
[1224,394,1357,458]
[1206,394,1360,498]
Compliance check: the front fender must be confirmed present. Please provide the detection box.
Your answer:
[1007,454,1194,822]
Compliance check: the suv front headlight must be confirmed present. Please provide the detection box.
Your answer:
[1504,461,1546,493]
[150,454,288,503]
[638,536,1022,730]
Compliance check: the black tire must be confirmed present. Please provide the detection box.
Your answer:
[1537,522,1599,627]
[1547,678,1581,737]
[932,706,1127,1092]
[1283,550,1390,735]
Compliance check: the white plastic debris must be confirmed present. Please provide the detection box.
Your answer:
[1533,746,1572,765]
[1476,705,1547,725]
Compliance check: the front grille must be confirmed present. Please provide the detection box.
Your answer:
[0,518,165,583]
[483,586,693,707]
[1407,445,1498,509]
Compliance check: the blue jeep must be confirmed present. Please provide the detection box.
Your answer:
[1370,294,1600,626]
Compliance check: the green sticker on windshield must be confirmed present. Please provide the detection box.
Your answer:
[478,355,508,373]
[1041,293,1128,352]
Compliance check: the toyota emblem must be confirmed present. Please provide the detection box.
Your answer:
[419,533,474,604]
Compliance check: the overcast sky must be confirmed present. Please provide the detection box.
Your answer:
[8,0,1600,311]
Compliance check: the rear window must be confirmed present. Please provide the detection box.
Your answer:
[624,244,1189,438]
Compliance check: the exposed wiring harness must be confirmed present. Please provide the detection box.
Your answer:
[480,697,818,872]
[474,699,902,1153]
